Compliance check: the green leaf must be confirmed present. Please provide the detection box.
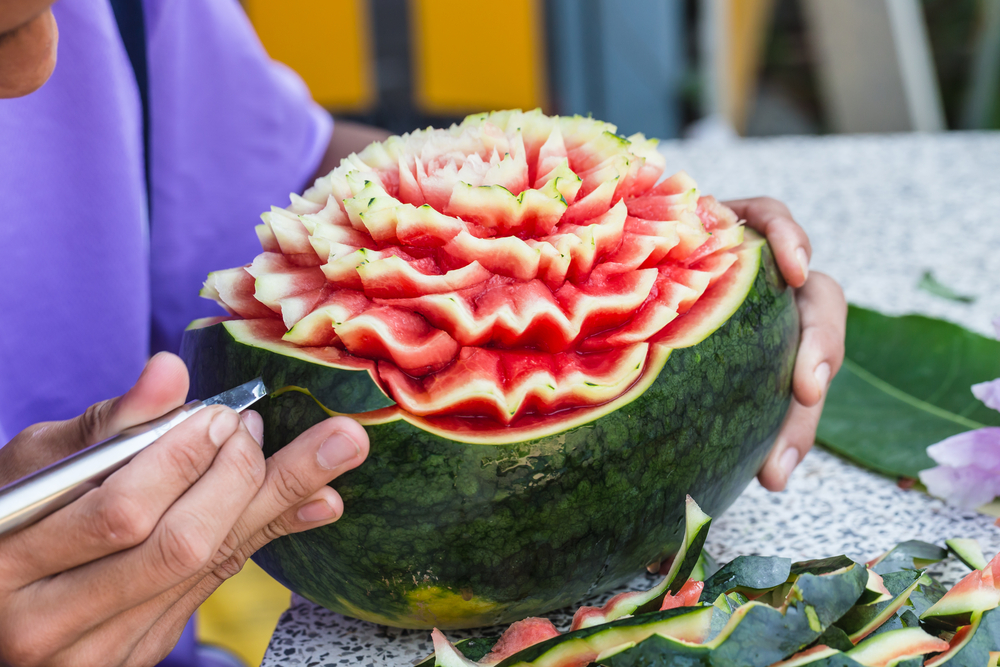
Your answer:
[817,306,1000,479]
[917,270,976,304]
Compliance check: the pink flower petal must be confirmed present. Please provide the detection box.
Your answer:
[925,427,1000,470]
[993,316,1000,339]
[972,378,1000,412]
[919,464,1000,510]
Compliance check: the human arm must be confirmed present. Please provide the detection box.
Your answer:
[312,118,393,182]
[0,352,369,667]
[724,197,848,492]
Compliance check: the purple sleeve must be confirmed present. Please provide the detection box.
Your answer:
[144,0,333,354]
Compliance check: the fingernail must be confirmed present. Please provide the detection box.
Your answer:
[241,411,264,447]
[780,447,800,484]
[297,499,337,523]
[317,432,360,470]
[209,409,240,447]
[796,247,809,282]
[814,362,831,392]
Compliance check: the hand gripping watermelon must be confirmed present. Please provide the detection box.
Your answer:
[181,109,798,629]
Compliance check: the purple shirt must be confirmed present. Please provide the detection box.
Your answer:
[0,0,331,440]
[0,0,332,663]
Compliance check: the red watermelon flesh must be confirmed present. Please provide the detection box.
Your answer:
[480,617,561,665]
[921,551,1000,625]
[660,579,705,611]
[201,111,746,425]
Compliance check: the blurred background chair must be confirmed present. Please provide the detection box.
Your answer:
[242,0,1000,140]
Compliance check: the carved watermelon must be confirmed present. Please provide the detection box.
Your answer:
[181,109,798,629]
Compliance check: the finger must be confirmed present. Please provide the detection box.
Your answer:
[123,420,368,651]
[241,410,264,446]
[107,487,347,667]
[725,197,811,288]
[0,406,239,588]
[0,353,190,481]
[205,417,367,562]
[56,481,349,666]
[43,571,203,667]
[757,395,825,492]
[62,351,190,448]
[13,424,264,645]
[792,272,847,408]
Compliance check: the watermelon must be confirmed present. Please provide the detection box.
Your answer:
[922,552,1000,629]
[181,109,799,628]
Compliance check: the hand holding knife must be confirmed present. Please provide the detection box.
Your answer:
[0,378,269,538]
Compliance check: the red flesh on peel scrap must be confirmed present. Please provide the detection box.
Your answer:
[480,617,561,665]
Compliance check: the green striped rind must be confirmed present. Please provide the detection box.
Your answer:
[600,562,868,667]
[926,608,1000,667]
[869,541,948,575]
[415,637,500,667]
[181,239,797,629]
[699,556,793,604]
[834,570,925,643]
[706,562,868,667]
[947,539,989,572]
[495,606,714,667]
[573,498,713,630]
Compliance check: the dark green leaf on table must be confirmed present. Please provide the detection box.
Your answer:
[817,306,1000,479]
[917,270,976,304]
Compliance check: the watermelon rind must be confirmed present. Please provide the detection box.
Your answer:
[570,496,713,630]
[698,555,793,604]
[416,636,500,667]
[845,627,950,667]
[491,606,714,667]
[925,607,1000,667]
[705,561,868,667]
[833,570,925,643]
[947,539,989,572]
[181,235,798,629]
[869,541,948,575]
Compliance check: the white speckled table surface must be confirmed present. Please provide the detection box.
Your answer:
[261,132,1000,667]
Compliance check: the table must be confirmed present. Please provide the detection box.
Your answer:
[261,131,1000,666]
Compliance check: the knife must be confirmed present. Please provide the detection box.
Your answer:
[0,378,269,538]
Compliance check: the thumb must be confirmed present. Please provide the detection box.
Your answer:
[0,353,190,480]
[75,352,191,445]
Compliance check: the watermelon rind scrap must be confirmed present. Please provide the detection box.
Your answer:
[834,570,925,643]
[869,541,948,575]
[492,606,714,667]
[925,607,1000,667]
[698,555,793,605]
[570,496,713,630]
[947,539,990,572]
